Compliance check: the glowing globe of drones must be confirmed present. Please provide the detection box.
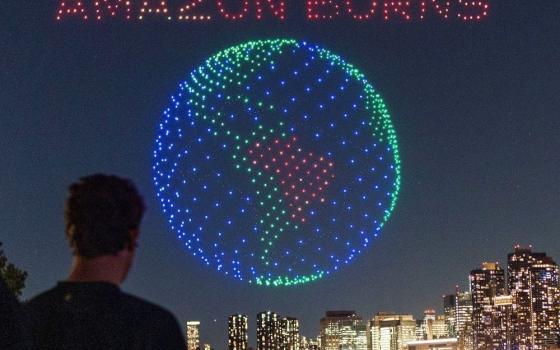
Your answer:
[153,39,401,286]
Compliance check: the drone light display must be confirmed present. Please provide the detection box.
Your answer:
[153,39,401,286]
[55,0,490,22]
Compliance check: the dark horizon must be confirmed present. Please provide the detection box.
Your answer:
[2,1,559,348]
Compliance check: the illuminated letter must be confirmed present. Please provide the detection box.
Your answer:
[216,0,250,20]
[344,0,377,20]
[307,0,342,20]
[139,0,171,20]
[178,0,212,21]
[94,0,132,20]
[55,0,88,20]
[420,0,450,20]
[383,1,411,21]
[456,0,489,21]
[255,0,286,20]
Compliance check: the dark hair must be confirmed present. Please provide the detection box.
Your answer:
[64,174,146,258]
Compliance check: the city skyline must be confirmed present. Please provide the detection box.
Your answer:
[181,245,559,349]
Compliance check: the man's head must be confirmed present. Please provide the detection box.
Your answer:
[65,174,145,265]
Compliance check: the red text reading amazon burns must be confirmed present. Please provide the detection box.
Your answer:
[56,0,490,22]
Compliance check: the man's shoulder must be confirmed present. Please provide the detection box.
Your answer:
[24,284,184,350]
[25,284,177,325]
[25,286,63,308]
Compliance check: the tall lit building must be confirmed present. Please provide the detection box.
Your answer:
[370,313,417,350]
[419,309,436,340]
[229,314,249,350]
[508,245,560,349]
[186,321,201,350]
[280,317,300,350]
[414,320,423,341]
[257,311,280,350]
[320,311,366,350]
[433,315,448,339]
[469,262,508,350]
[300,336,319,350]
[300,336,310,350]
[355,324,368,350]
[493,295,513,348]
[443,294,457,337]
[455,289,474,350]
[530,255,560,348]
[416,310,448,341]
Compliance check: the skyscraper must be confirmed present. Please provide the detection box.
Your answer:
[530,255,560,348]
[257,311,280,350]
[508,245,560,349]
[300,336,311,350]
[418,309,448,340]
[469,262,508,350]
[320,311,367,350]
[186,321,201,350]
[443,294,457,337]
[229,314,249,350]
[300,336,319,350]
[493,295,513,348]
[280,317,300,350]
[354,323,368,350]
[455,289,474,350]
[370,313,416,350]
[509,246,537,349]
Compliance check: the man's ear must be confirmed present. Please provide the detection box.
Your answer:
[128,229,140,250]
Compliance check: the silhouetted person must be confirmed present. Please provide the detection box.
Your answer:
[25,174,184,350]
[0,277,32,350]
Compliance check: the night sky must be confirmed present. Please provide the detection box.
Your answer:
[2,0,560,348]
